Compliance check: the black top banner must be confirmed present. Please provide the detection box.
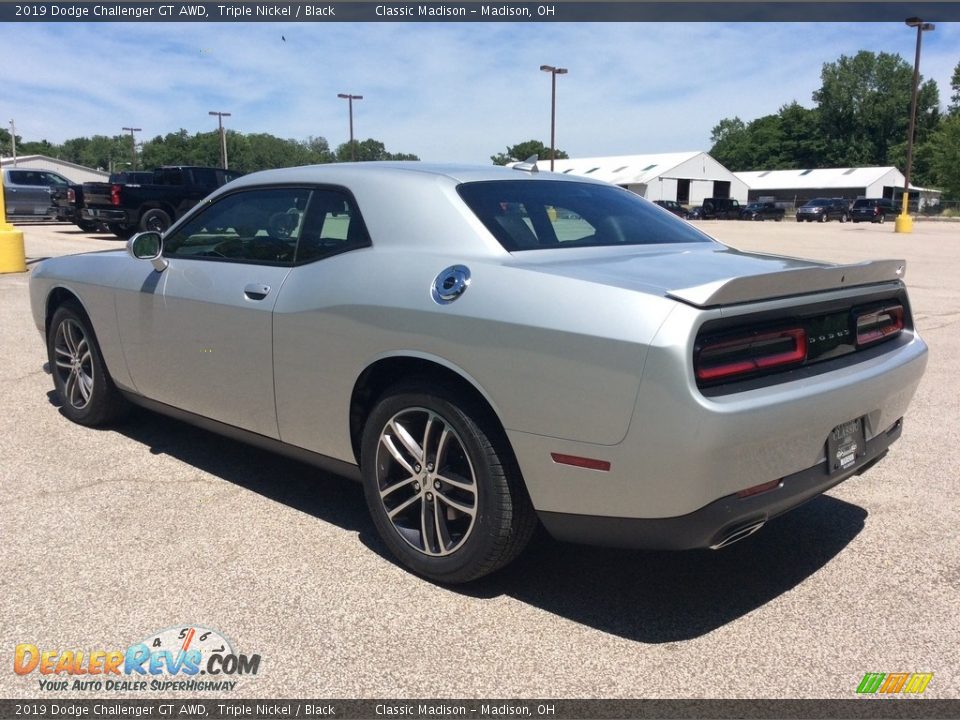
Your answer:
[2,1,960,22]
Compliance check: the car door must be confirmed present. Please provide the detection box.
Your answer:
[5,170,51,216]
[117,186,311,438]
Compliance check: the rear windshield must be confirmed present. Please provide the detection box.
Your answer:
[457,180,710,251]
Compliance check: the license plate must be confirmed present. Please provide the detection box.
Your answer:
[827,417,867,474]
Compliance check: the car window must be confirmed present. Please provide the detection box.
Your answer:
[8,171,46,186]
[294,189,371,264]
[40,172,69,186]
[190,168,217,186]
[458,180,711,252]
[164,187,312,266]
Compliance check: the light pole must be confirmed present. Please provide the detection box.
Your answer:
[540,64,568,171]
[895,17,935,234]
[209,111,232,169]
[122,127,142,170]
[337,93,363,161]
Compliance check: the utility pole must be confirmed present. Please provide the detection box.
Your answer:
[208,111,232,169]
[337,93,363,161]
[9,120,17,166]
[122,127,142,170]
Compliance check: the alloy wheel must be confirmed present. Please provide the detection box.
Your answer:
[374,407,478,557]
[53,318,94,410]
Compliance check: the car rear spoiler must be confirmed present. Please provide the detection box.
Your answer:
[667,258,907,308]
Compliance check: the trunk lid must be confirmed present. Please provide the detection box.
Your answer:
[508,244,905,308]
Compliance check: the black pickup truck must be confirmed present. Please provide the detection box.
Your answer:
[739,201,785,221]
[53,171,155,232]
[81,166,242,238]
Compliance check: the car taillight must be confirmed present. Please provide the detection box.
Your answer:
[696,328,807,383]
[67,188,75,203]
[110,184,121,207]
[855,304,904,347]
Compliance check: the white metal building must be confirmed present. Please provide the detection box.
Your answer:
[0,155,108,184]
[734,166,942,209]
[539,152,748,205]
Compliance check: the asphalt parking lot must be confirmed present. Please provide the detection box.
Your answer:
[1,220,958,700]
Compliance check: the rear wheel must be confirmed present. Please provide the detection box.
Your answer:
[47,304,127,426]
[361,381,536,583]
[877,213,886,224]
[140,208,172,234]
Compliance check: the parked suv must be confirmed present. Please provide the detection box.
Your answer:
[851,198,896,224]
[2,168,71,220]
[796,198,850,223]
[689,197,741,220]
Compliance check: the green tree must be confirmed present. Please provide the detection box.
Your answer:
[490,140,568,165]
[708,117,750,169]
[776,102,825,169]
[930,113,960,199]
[813,50,940,167]
[949,59,960,115]
[334,138,419,162]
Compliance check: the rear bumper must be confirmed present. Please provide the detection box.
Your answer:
[538,417,902,550]
[82,208,129,224]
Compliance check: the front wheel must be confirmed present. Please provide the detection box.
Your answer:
[361,382,536,583]
[47,304,127,426]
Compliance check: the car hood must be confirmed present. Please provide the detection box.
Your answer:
[505,244,906,308]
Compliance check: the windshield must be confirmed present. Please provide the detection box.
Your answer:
[804,199,830,207]
[457,180,711,252]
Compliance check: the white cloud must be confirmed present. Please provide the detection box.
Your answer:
[3,20,956,164]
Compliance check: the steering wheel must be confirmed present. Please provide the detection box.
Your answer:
[268,210,300,239]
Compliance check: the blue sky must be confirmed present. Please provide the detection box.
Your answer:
[4,20,958,164]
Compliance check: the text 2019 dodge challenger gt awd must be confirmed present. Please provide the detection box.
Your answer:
[29,163,928,582]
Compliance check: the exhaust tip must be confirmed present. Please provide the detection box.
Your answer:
[710,520,766,550]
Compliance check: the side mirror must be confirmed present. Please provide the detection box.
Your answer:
[127,232,168,272]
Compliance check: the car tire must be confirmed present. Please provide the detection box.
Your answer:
[360,380,536,583]
[140,208,172,234]
[839,213,848,224]
[819,214,828,223]
[76,220,99,232]
[107,223,136,239]
[47,303,127,427]
[877,213,886,224]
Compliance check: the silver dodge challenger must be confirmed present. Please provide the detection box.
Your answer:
[29,163,928,583]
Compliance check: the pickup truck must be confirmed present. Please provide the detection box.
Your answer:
[81,166,242,238]
[688,197,742,220]
[739,201,785,222]
[53,171,155,232]
[2,168,71,220]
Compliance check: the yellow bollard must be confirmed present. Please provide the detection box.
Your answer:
[0,181,28,274]
[894,190,913,234]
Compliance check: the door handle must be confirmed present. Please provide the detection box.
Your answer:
[243,283,271,300]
